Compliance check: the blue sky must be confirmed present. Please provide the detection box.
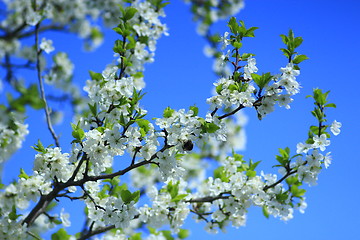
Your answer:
[2,0,360,239]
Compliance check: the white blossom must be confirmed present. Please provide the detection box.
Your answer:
[330,120,342,136]
[40,38,55,54]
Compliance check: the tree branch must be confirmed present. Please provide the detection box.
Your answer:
[35,22,60,147]
[186,193,230,203]
[77,225,115,240]
[218,104,245,120]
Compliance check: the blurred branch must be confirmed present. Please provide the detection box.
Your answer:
[35,22,60,147]
[77,225,115,240]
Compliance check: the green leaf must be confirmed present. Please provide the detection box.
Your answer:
[32,139,46,153]
[130,233,142,240]
[246,170,256,178]
[89,70,103,81]
[310,125,319,135]
[167,181,179,199]
[27,84,44,109]
[241,53,255,60]
[244,27,259,37]
[178,229,190,239]
[249,160,261,171]
[232,41,242,49]
[53,219,62,225]
[262,205,270,219]
[293,54,309,64]
[19,168,29,180]
[189,105,199,116]
[120,189,132,204]
[9,205,22,220]
[120,189,140,204]
[160,1,170,8]
[216,83,224,94]
[71,122,85,141]
[45,201,58,212]
[136,119,150,137]
[161,230,174,240]
[96,126,106,134]
[325,103,336,108]
[171,194,188,203]
[201,122,220,133]
[51,228,71,240]
[132,190,140,203]
[251,73,261,84]
[280,34,289,45]
[214,166,229,182]
[293,36,303,48]
[132,71,144,79]
[252,72,272,89]
[278,147,290,159]
[113,27,123,35]
[124,7,138,21]
[88,103,98,116]
[290,185,306,197]
[280,48,291,58]
[276,192,289,202]
[288,29,295,41]
[228,17,238,34]
[286,176,299,185]
[163,107,174,118]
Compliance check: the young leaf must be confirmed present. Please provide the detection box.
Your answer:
[120,189,133,204]
[51,228,71,240]
[189,105,199,116]
[19,168,29,180]
[89,70,103,81]
[163,107,174,118]
[124,7,138,21]
[262,205,270,219]
[293,54,309,64]
[178,229,190,239]
[32,139,46,153]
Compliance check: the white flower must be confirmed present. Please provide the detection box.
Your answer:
[279,63,301,95]
[205,222,219,234]
[312,134,330,151]
[244,57,258,80]
[212,209,226,222]
[26,10,42,26]
[60,208,71,227]
[277,94,293,109]
[324,152,332,168]
[280,63,300,78]
[40,38,55,54]
[330,120,341,136]
[296,142,311,154]
[220,31,230,49]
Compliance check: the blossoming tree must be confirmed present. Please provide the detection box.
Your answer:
[0,0,341,239]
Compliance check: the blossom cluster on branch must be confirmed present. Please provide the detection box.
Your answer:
[0,0,341,240]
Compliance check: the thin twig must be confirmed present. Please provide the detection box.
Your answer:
[26,231,42,240]
[35,22,60,147]
[263,169,297,191]
[186,193,230,203]
[77,225,115,240]
[218,104,245,120]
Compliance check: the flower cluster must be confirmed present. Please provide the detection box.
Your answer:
[207,75,256,110]
[139,181,190,233]
[33,147,74,183]
[0,1,342,239]
[0,111,29,164]
[86,195,138,230]
[185,0,245,35]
